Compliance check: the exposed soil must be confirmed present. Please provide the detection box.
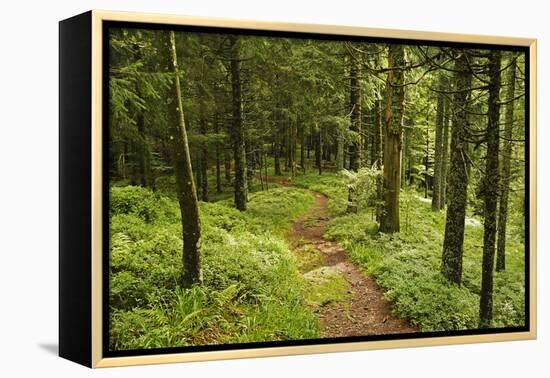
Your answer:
[263,174,416,337]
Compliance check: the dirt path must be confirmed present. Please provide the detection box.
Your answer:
[263,174,416,337]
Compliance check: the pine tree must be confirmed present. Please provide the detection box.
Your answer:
[159,30,202,287]
[441,51,473,285]
[379,44,405,233]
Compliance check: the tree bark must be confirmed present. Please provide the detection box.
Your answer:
[496,56,517,272]
[132,44,151,189]
[441,51,473,285]
[349,53,362,171]
[479,50,502,328]
[198,57,209,201]
[195,150,202,198]
[214,115,222,193]
[440,96,450,208]
[160,30,202,287]
[199,117,209,201]
[425,122,430,198]
[371,98,383,221]
[224,148,231,183]
[274,128,282,176]
[229,36,247,211]
[284,120,290,170]
[245,137,254,192]
[379,44,405,233]
[300,122,306,172]
[290,115,297,177]
[432,73,447,210]
[337,134,345,171]
[316,125,323,175]
[401,122,408,188]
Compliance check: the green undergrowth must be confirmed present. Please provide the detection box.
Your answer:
[291,172,347,216]
[109,185,317,350]
[155,173,264,203]
[303,267,352,309]
[293,241,325,273]
[291,239,351,310]
[296,173,526,332]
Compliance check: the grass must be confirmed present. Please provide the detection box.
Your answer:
[303,267,352,309]
[291,172,347,216]
[293,241,325,273]
[109,184,318,350]
[294,173,526,332]
[109,166,526,349]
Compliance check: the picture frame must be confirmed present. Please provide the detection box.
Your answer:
[59,10,537,368]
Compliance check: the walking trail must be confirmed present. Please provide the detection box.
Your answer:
[265,175,416,337]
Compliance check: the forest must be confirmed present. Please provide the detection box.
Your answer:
[107,27,527,351]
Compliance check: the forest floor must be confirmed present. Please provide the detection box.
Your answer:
[263,175,416,337]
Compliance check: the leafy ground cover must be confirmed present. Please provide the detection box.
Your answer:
[293,172,526,331]
[109,185,318,350]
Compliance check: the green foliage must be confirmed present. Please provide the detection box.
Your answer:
[109,185,319,350]
[291,172,347,216]
[303,267,352,308]
[110,185,177,223]
[320,177,525,331]
[106,27,528,345]
[247,188,314,234]
[341,167,382,211]
[293,242,325,273]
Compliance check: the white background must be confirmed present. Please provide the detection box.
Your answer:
[0,0,547,376]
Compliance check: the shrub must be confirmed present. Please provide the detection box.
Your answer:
[291,173,347,215]
[320,175,525,331]
[110,185,178,223]
[108,184,319,350]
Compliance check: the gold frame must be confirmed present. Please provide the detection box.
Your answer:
[90,10,537,368]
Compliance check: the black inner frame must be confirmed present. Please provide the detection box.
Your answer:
[102,20,531,358]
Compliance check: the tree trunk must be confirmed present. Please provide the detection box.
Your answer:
[379,44,405,233]
[496,55,517,272]
[160,30,202,287]
[479,50,502,328]
[229,36,247,211]
[132,44,151,188]
[199,117,209,201]
[224,146,231,183]
[300,122,306,172]
[349,53,362,171]
[264,148,269,189]
[290,115,296,177]
[259,144,265,190]
[401,123,408,188]
[424,121,430,199]
[284,120,290,170]
[135,113,150,188]
[274,132,282,176]
[371,99,383,221]
[195,150,202,199]
[198,58,209,201]
[324,143,331,162]
[245,137,254,192]
[441,52,473,285]
[371,100,382,168]
[440,96,450,208]
[432,73,447,210]
[337,135,344,171]
[316,125,323,175]
[214,115,222,193]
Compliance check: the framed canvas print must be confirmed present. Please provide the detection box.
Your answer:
[59,10,537,368]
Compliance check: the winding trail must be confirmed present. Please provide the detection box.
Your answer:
[264,175,416,337]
